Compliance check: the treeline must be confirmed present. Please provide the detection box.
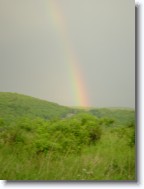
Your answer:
[0,113,135,156]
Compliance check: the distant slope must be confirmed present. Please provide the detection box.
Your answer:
[0,92,135,125]
[0,92,77,122]
[89,108,135,125]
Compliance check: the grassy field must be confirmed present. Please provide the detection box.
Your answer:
[0,93,135,180]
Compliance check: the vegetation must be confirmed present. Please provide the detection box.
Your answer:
[0,92,78,122]
[89,108,135,125]
[0,92,135,180]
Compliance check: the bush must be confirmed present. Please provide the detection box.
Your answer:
[0,113,103,155]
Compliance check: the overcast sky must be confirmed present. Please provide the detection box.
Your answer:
[0,0,135,108]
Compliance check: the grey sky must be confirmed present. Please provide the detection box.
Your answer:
[0,0,135,108]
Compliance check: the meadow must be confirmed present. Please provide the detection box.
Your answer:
[0,92,135,180]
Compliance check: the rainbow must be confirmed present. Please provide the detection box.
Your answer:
[47,0,89,107]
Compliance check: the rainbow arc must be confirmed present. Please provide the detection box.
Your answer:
[47,0,89,107]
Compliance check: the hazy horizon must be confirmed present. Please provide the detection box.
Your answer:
[0,0,135,108]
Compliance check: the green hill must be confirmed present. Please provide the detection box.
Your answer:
[0,92,77,122]
[0,92,135,180]
[0,92,135,125]
[89,108,135,125]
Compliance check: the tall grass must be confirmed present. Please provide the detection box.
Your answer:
[0,127,135,180]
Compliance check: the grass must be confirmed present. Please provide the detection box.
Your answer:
[0,92,135,180]
[0,127,135,180]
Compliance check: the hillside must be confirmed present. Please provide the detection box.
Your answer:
[0,92,77,122]
[0,92,135,180]
[0,92,135,125]
[89,108,135,125]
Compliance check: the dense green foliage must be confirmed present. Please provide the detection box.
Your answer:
[0,114,102,154]
[89,108,135,125]
[0,92,78,122]
[0,93,135,180]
